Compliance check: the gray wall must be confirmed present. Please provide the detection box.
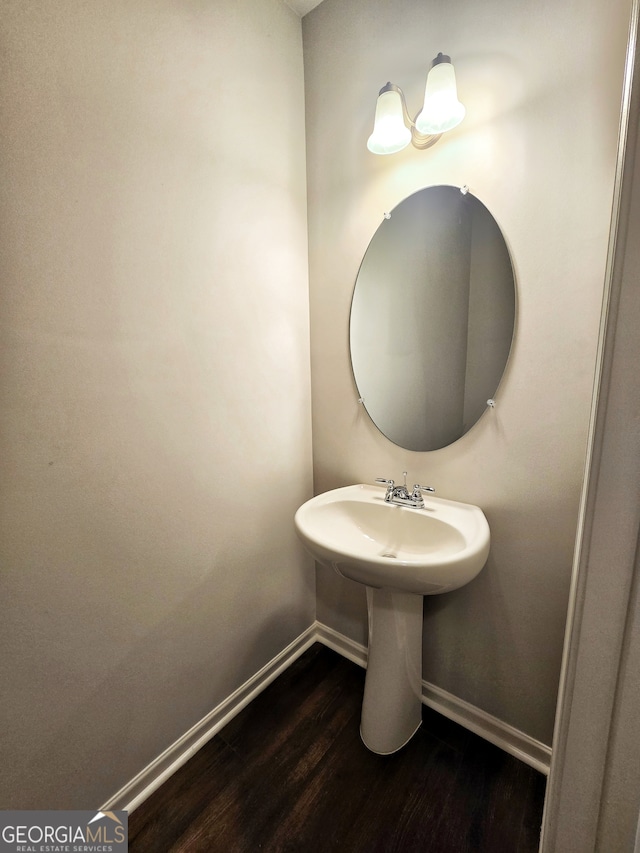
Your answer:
[303,0,630,745]
[0,0,314,808]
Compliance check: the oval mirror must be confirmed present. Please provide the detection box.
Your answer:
[349,185,516,451]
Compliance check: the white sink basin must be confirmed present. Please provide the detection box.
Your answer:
[294,483,490,595]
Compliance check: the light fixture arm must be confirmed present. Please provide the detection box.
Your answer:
[377,82,442,150]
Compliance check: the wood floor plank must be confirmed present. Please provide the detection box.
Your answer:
[129,644,545,852]
[128,736,242,850]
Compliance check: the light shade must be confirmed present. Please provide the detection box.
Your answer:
[367,88,412,155]
[415,55,465,135]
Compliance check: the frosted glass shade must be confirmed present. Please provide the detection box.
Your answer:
[415,60,465,135]
[367,89,411,155]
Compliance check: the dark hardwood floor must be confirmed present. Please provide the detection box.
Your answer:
[129,644,546,852]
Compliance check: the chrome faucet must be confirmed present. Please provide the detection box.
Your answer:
[375,471,435,509]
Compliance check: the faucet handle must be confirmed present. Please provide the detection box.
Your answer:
[413,484,435,494]
[376,478,395,503]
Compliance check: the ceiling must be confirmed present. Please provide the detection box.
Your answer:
[284,0,324,17]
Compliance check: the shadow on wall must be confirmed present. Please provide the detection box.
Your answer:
[316,562,369,648]
[421,544,558,745]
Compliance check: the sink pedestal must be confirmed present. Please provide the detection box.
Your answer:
[360,587,424,754]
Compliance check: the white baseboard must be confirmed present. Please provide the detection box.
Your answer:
[314,622,368,668]
[421,682,551,775]
[103,620,550,814]
[101,623,319,814]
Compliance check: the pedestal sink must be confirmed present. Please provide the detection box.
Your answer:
[294,483,490,754]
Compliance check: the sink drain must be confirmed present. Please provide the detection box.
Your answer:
[381,552,397,559]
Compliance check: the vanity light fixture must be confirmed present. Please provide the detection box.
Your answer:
[367,53,465,155]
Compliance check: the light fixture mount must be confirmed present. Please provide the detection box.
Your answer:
[431,52,451,65]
